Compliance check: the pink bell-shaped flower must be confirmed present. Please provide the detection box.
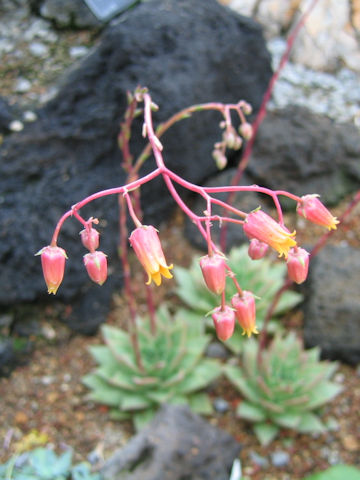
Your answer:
[231,291,258,338]
[129,225,173,286]
[199,253,226,295]
[80,227,100,251]
[211,305,235,341]
[297,194,339,230]
[37,245,67,295]
[243,209,296,258]
[286,247,309,284]
[83,251,108,285]
[248,238,269,260]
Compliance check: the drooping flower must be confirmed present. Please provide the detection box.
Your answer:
[243,210,296,258]
[286,247,309,284]
[80,227,100,251]
[297,194,339,230]
[129,225,173,286]
[231,291,258,338]
[200,254,226,295]
[248,238,269,260]
[36,245,67,294]
[211,305,235,341]
[83,251,108,285]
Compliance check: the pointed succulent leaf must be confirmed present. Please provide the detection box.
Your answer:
[82,374,123,406]
[253,422,279,446]
[297,412,326,433]
[270,412,302,428]
[224,365,260,403]
[189,392,213,415]
[133,408,157,431]
[306,381,343,409]
[236,401,266,422]
[120,392,153,411]
[302,464,360,480]
[109,409,132,421]
[176,360,222,394]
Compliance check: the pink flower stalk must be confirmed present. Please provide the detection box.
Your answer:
[286,247,309,284]
[211,305,235,341]
[129,225,173,286]
[297,194,339,230]
[199,253,226,295]
[37,245,67,295]
[83,251,108,285]
[243,209,296,258]
[80,227,100,251]
[248,238,269,260]
[231,291,258,338]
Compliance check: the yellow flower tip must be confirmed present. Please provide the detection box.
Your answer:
[328,217,339,230]
[241,325,259,338]
[47,285,59,295]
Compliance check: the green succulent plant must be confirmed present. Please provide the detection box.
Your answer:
[0,447,100,480]
[224,332,343,446]
[82,306,222,430]
[174,245,303,352]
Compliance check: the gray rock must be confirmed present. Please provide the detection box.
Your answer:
[303,244,360,365]
[31,0,102,28]
[28,41,49,57]
[249,450,269,468]
[100,404,242,480]
[0,96,14,133]
[0,0,272,334]
[205,342,230,359]
[14,77,32,93]
[249,106,360,208]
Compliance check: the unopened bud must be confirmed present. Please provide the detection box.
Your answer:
[200,254,226,295]
[297,194,339,230]
[211,306,235,341]
[248,239,269,260]
[84,251,108,285]
[80,227,100,252]
[212,149,227,170]
[286,247,309,284]
[239,122,253,140]
[36,245,67,295]
[231,291,258,338]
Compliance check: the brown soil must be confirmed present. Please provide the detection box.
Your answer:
[1,200,360,480]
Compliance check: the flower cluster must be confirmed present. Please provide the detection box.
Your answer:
[36,90,339,347]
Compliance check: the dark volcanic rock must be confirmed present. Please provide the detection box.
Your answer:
[303,244,360,365]
[100,404,242,480]
[249,106,360,208]
[0,0,272,332]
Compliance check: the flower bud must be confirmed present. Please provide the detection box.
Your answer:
[248,239,269,260]
[231,291,258,338]
[297,194,339,230]
[200,254,226,295]
[36,245,67,295]
[212,149,227,170]
[286,247,309,284]
[80,227,100,251]
[239,122,253,140]
[211,306,235,341]
[83,251,108,285]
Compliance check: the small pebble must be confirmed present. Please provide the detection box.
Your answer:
[23,110,37,122]
[249,450,269,468]
[9,120,24,132]
[270,450,290,468]
[69,45,89,58]
[28,41,49,57]
[213,397,229,413]
[14,78,31,93]
[206,342,229,359]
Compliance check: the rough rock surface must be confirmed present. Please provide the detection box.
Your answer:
[100,404,242,480]
[249,106,360,208]
[303,244,360,365]
[0,0,272,333]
